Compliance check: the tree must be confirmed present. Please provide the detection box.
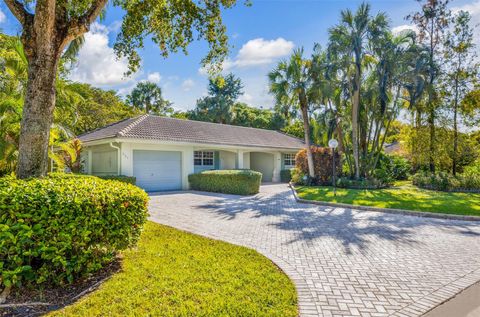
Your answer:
[269,49,316,178]
[127,81,173,115]
[189,73,243,124]
[408,0,451,173]
[443,11,478,175]
[4,0,238,178]
[328,2,388,179]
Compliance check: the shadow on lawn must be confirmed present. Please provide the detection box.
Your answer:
[197,189,480,255]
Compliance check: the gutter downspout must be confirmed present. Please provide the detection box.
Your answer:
[109,142,121,175]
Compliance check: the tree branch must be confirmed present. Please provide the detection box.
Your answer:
[66,0,109,40]
[4,0,32,26]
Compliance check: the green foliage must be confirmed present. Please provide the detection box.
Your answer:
[188,170,261,195]
[295,147,342,185]
[412,171,480,192]
[0,174,149,288]
[290,168,307,185]
[113,0,238,74]
[126,81,173,115]
[374,154,411,182]
[189,73,244,124]
[280,169,293,183]
[98,175,137,185]
[49,222,298,317]
[50,138,84,173]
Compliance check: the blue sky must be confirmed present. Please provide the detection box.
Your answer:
[1,0,479,111]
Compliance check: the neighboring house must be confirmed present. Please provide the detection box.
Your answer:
[78,114,304,191]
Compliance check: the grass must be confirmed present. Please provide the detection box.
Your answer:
[49,222,298,317]
[295,181,480,217]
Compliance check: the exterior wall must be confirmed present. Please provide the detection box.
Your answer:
[84,139,302,189]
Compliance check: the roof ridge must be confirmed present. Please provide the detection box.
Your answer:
[275,130,305,143]
[118,114,149,137]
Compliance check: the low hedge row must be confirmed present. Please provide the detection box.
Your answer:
[412,171,480,192]
[280,169,293,183]
[98,175,136,185]
[0,173,149,289]
[188,170,262,195]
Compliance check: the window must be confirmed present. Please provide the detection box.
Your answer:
[194,151,214,166]
[284,153,295,167]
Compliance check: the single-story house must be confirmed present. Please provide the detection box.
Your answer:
[78,114,305,191]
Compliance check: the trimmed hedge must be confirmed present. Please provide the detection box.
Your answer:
[280,169,293,183]
[98,175,136,185]
[412,171,480,192]
[188,170,262,195]
[0,174,149,289]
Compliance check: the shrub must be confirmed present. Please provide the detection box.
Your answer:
[290,168,307,185]
[0,174,149,289]
[188,170,262,195]
[412,171,480,192]
[98,175,136,185]
[375,154,411,181]
[280,169,293,183]
[295,147,342,185]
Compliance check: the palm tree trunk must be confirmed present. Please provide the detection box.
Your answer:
[300,94,314,178]
[452,74,460,176]
[16,48,59,178]
[352,62,361,179]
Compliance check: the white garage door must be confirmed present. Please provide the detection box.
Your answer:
[133,150,182,191]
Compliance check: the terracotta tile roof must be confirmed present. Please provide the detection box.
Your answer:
[78,115,305,150]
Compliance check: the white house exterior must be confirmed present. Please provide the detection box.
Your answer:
[78,115,304,192]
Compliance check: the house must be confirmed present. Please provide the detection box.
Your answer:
[78,114,305,191]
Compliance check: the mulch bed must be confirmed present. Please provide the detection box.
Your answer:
[1,259,121,317]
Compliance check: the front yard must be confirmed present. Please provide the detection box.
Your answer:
[48,222,298,317]
[295,181,480,217]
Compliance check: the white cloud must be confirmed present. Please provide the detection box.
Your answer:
[181,79,195,91]
[69,22,135,86]
[452,0,480,46]
[0,9,6,23]
[199,37,294,74]
[147,72,162,83]
[235,38,294,67]
[391,24,418,35]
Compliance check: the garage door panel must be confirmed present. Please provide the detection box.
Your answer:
[133,150,182,191]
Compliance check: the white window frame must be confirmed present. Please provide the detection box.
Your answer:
[194,151,214,166]
[284,153,296,167]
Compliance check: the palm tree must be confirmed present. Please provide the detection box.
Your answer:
[328,2,388,179]
[269,48,316,178]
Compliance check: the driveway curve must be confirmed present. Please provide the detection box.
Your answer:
[148,184,480,317]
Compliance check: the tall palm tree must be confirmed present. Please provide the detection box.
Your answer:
[269,48,316,178]
[328,2,388,179]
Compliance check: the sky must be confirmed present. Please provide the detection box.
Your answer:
[1,0,479,112]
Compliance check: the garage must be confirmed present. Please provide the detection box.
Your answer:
[133,150,182,191]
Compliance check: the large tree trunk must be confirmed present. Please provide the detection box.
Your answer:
[16,52,59,178]
[299,94,314,179]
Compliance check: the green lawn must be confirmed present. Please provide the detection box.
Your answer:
[295,182,480,216]
[49,222,297,317]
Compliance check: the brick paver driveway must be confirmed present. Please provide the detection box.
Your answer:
[149,184,480,317]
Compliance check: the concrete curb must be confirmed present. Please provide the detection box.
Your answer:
[289,183,480,222]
